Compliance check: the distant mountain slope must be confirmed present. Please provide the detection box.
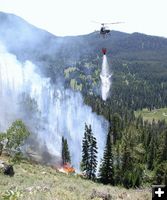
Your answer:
[1,12,167,66]
[1,12,167,110]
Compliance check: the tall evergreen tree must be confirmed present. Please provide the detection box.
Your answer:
[81,124,89,173]
[99,132,114,185]
[121,126,144,188]
[147,135,156,170]
[88,127,98,180]
[62,136,71,165]
[162,130,167,161]
[114,143,121,185]
[121,126,135,173]
[111,113,121,145]
[81,124,98,180]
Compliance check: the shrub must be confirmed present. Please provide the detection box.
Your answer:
[2,189,22,200]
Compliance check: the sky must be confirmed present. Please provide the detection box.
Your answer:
[0,0,167,37]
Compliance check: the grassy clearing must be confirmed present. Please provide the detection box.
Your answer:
[135,107,167,122]
[0,155,151,200]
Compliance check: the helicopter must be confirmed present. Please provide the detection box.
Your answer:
[93,21,123,38]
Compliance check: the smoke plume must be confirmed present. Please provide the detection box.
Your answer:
[0,42,108,170]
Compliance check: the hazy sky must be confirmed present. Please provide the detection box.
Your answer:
[0,0,167,37]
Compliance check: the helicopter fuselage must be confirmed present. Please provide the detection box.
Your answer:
[100,27,110,36]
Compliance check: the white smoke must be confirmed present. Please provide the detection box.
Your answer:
[0,42,108,170]
[100,55,112,101]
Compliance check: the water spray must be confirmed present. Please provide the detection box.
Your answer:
[100,48,112,101]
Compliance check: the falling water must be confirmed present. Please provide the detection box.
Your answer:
[0,43,108,170]
[100,55,112,101]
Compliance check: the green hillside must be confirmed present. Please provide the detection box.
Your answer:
[0,155,151,200]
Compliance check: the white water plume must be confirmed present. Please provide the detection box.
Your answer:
[100,55,112,101]
[0,43,108,170]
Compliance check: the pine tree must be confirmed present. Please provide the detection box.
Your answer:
[81,124,98,180]
[88,126,98,180]
[99,132,114,185]
[147,135,156,170]
[111,113,121,144]
[81,124,89,173]
[121,127,134,172]
[121,125,143,188]
[114,143,121,185]
[62,136,71,165]
[162,130,167,161]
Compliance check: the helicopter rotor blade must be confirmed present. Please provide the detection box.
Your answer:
[105,22,124,25]
[91,21,102,24]
[92,21,124,25]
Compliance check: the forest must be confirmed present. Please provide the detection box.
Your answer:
[0,11,167,189]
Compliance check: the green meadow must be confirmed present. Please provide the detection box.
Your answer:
[135,107,167,122]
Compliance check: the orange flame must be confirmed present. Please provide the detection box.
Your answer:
[63,163,75,173]
[58,163,75,174]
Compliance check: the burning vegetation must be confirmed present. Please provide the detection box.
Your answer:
[58,137,75,174]
[58,163,75,174]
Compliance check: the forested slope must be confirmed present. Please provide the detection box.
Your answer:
[1,12,167,111]
[0,11,167,189]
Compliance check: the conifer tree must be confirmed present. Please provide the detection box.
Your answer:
[147,135,156,170]
[99,132,114,185]
[81,124,98,180]
[114,143,121,185]
[162,130,167,161]
[120,125,143,188]
[121,127,134,173]
[111,113,121,144]
[88,126,98,180]
[62,136,71,165]
[156,129,167,165]
[81,124,89,173]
